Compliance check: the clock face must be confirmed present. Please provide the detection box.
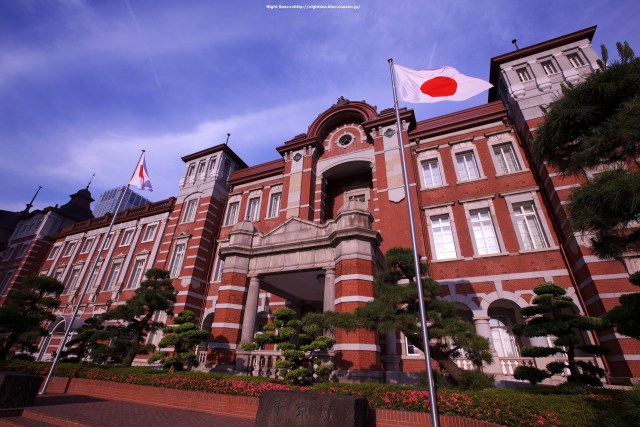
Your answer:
[338,134,352,146]
[384,128,396,138]
[293,153,302,162]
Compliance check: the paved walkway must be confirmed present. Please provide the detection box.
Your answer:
[3,394,256,427]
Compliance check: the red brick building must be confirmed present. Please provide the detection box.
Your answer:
[1,26,637,384]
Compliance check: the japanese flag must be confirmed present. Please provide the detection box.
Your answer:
[394,64,492,103]
[128,152,153,191]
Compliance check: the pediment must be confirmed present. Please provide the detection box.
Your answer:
[260,217,332,244]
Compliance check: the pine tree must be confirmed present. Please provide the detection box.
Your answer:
[533,42,640,259]
[512,282,610,386]
[313,247,492,385]
[147,310,209,371]
[59,317,112,363]
[0,275,63,360]
[241,307,335,385]
[101,268,176,366]
[603,272,640,340]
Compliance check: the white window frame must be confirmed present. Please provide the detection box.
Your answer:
[224,201,240,226]
[267,187,282,219]
[212,254,224,282]
[540,59,559,75]
[48,245,61,260]
[453,146,482,183]
[421,158,444,189]
[64,266,82,294]
[103,260,123,291]
[462,198,505,257]
[566,52,585,68]
[182,198,199,223]
[141,223,158,242]
[207,157,217,176]
[103,232,115,250]
[246,196,261,222]
[515,67,532,82]
[87,261,103,292]
[3,246,16,261]
[126,258,147,289]
[119,228,135,247]
[404,334,421,356]
[429,214,458,261]
[490,314,520,357]
[491,142,522,175]
[0,271,14,295]
[469,208,501,255]
[196,160,207,179]
[80,238,94,254]
[512,202,548,250]
[169,242,186,278]
[185,163,196,181]
[16,243,29,259]
[62,241,77,258]
[503,192,554,252]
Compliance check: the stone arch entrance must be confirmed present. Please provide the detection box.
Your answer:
[208,200,384,381]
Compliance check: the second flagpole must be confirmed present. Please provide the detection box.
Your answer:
[388,58,440,427]
[40,150,146,394]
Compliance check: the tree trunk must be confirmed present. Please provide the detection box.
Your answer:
[437,355,466,384]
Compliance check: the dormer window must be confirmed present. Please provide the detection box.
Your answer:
[516,67,532,83]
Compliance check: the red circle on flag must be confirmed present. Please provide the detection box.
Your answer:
[420,76,458,97]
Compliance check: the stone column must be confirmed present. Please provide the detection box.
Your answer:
[473,316,492,343]
[323,267,336,312]
[240,275,261,343]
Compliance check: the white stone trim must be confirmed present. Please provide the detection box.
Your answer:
[436,269,569,285]
[207,342,238,349]
[334,274,374,283]
[608,355,640,362]
[333,344,380,352]
[211,322,241,329]
[219,285,247,292]
[215,303,244,310]
[584,292,628,306]
[334,296,375,305]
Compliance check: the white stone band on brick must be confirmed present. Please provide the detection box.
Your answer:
[334,296,375,305]
[211,322,241,329]
[333,344,380,352]
[214,303,244,310]
[218,285,247,292]
[334,274,374,284]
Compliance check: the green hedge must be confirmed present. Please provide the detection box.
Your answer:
[1,361,628,427]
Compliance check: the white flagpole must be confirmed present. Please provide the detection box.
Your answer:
[40,150,146,394]
[388,58,440,427]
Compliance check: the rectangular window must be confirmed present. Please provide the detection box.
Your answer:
[470,209,500,255]
[141,223,158,242]
[16,243,29,259]
[0,272,14,294]
[431,215,457,260]
[213,256,224,282]
[80,238,94,254]
[182,199,198,223]
[127,259,146,289]
[104,261,123,291]
[169,243,186,278]
[405,336,419,356]
[87,262,102,292]
[224,202,239,226]
[196,160,206,178]
[63,241,77,257]
[513,202,548,250]
[246,197,260,221]
[541,60,558,75]
[348,193,366,202]
[64,267,82,294]
[421,159,443,188]
[207,158,217,175]
[103,232,114,250]
[3,246,16,261]
[493,143,521,174]
[185,163,196,180]
[268,193,281,218]
[567,52,585,68]
[516,67,532,82]
[456,151,480,181]
[120,229,135,246]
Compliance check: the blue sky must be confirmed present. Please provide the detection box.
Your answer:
[1,0,639,212]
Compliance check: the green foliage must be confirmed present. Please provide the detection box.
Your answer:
[148,310,209,371]
[604,273,640,340]
[314,247,492,385]
[0,275,63,360]
[513,366,552,385]
[457,370,495,390]
[533,43,640,259]
[243,305,335,385]
[60,317,112,363]
[514,282,608,385]
[101,268,176,366]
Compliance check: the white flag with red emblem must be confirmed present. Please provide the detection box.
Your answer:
[128,152,153,191]
[393,64,492,103]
